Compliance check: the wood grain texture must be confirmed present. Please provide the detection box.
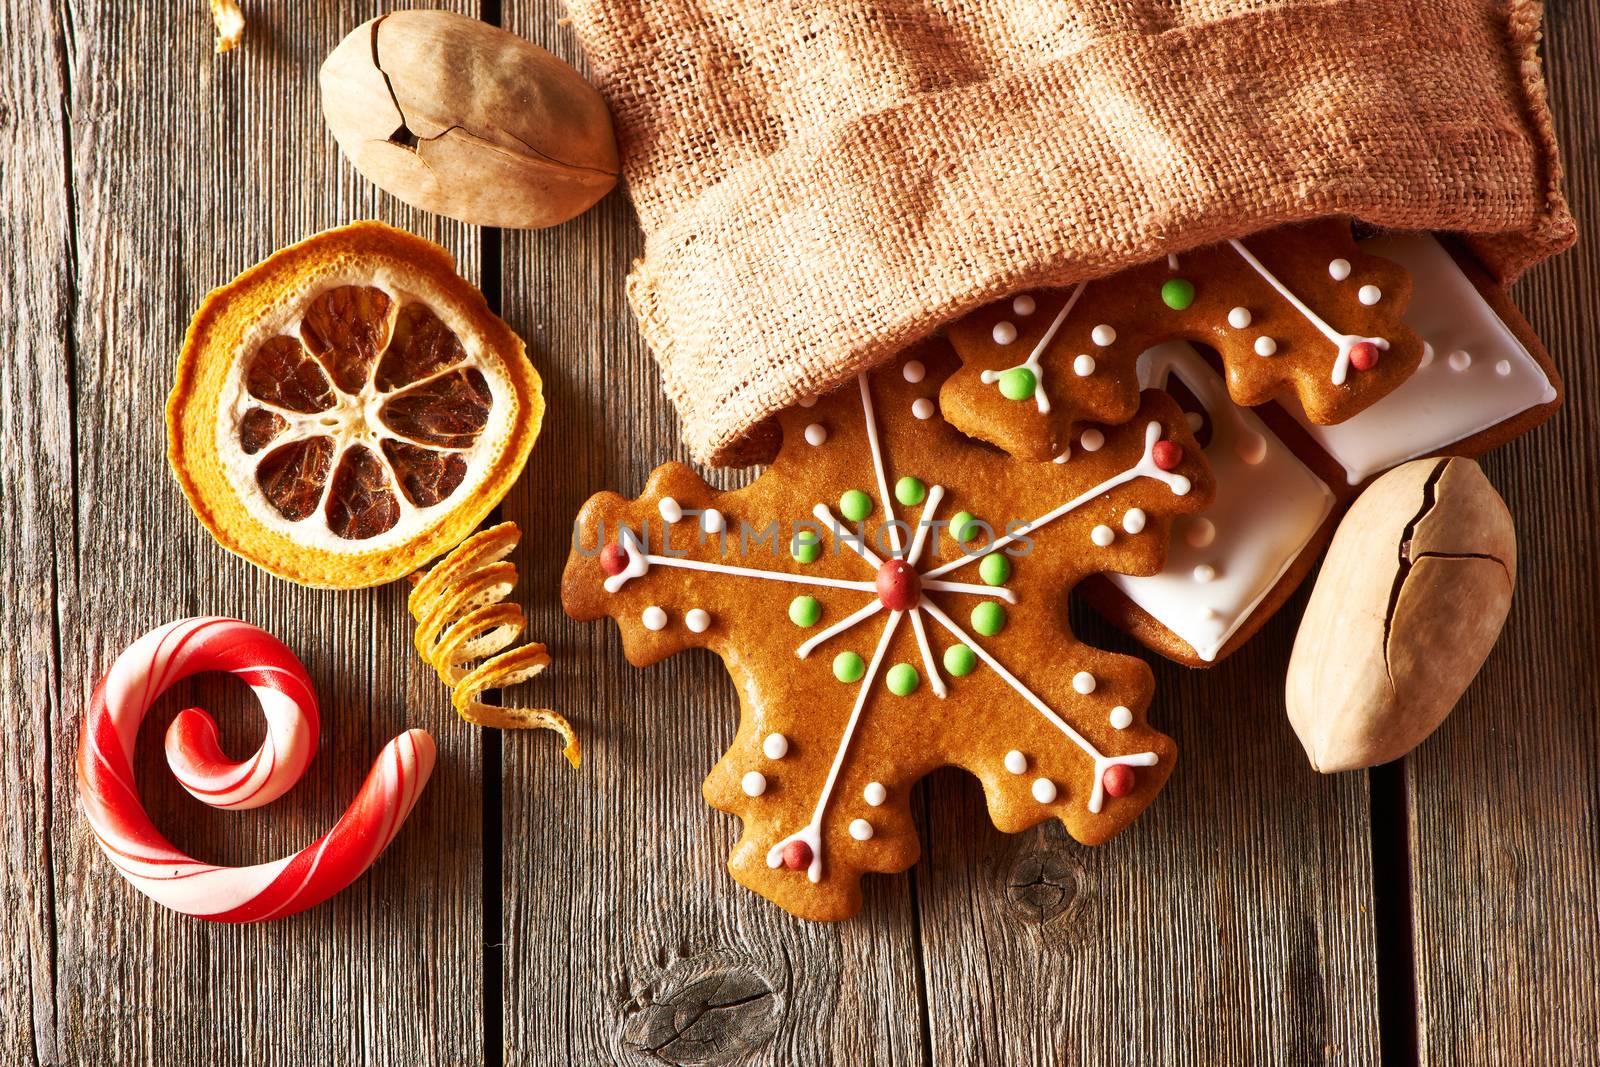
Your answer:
[40,3,486,1064]
[1405,4,1600,1062]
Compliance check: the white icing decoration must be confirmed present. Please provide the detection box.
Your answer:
[863,782,887,806]
[1237,432,1268,466]
[1285,234,1557,484]
[1052,448,1070,464]
[1091,324,1116,346]
[992,321,1018,345]
[849,818,874,841]
[1254,336,1277,357]
[642,606,668,631]
[1109,706,1133,730]
[1108,343,1334,662]
[658,497,683,523]
[1228,238,1388,386]
[980,282,1085,415]
[1090,525,1114,548]
[912,398,935,420]
[1073,354,1096,377]
[1167,253,1180,271]
[1004,750,1027,774]
[798,395,817,408]
[1122,508,1147,534]
[1228,306,1252,329]
[1012,294,1036,316]
[763,733,789,760]
[741,770,767,797]
[1358,284,1382,306]
[1329,258,1352,281]
[1031,778,1058,804]
[1192,563,1216,583]
[1448,350,1472,372]
[1419,343,1435,369]
[1496,360,1512,377]
[804,422,828,446]
[1072,671,1096,695]
[902,360,926,383]
[701,509,725,534]
[685,608,711,633]
[1079,428,1104,452]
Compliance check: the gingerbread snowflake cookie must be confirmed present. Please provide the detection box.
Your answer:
[942,218,1426,461]
[562,341,1214,920]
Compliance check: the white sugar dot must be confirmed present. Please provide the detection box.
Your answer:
[1090,524,1115,548]
[1495,359,1512,377]
[1185,411,1204,432]
[1254,336,1277,357]
[1080,428,1105,452]
[642,606,668,631]
[1448,350,1472,372]
[804,422,828,446]
[658,497,683,523]
[1419,342,1435,369]
[685,608,711,634]
[741,770,767,797]
[902,359,926,383]
[1193,564,1217,583]
[1186,517,1217,548]
[1031,778,1058,804]
[1170,475,1192,497]
[798,395,816,408]
[1236,432,1268,465]
[1072,671,1096,695]
[912,398,935,420]
[1228,306,1252,329]
[1073,354,1096,377]
[1358,285,1382,306]
[1012,294,1036,316]
[1329,258,1352,281]
[1109,706,1133,730]
[1203,607,1222,620]
[863,781,887,806]
[701,509,725,533]
[1004,750,1027,775]
[992,321,1018,345]
[1052,447,1071,464]
[849,818,874,841]
[762,733,788,760]
[1091,324,1116,346]
[1122,508,1147,535]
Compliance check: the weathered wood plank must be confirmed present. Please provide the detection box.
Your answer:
[46,4,486,1064]
[1406,4,1600,1060]
[0,2,75,1064]
[496,7,929,1064]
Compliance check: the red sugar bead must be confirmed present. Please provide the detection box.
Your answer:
[1151,440,1183,471]
[1349,341,1381,372]
[782,840,813,871]
[599,542,629,576]
[1102,764,1137,798]
[875,559,922,612]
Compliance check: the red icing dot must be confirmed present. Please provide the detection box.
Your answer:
[1103,764,1137,798]
[782,840,813,871]
[1349,341,1381,372]
[599,542,629,576]
[875,559,922,612]
[1151,440,1183,471]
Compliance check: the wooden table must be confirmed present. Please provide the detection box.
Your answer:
[3,3,1596,1063]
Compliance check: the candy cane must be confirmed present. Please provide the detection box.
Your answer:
[76,617,435,923]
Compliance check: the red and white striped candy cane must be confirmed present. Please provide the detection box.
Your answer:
[76,616,435,923]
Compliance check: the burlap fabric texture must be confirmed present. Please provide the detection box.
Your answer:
[566,0,1574,465]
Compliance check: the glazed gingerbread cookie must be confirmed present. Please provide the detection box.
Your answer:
[1079,232,1562,667]
[942,218,1426,461]
[563,341,1214,920]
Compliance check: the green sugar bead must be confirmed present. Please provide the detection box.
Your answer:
[833,651,866,683]
[792,529,822,563]
[998,366,1038,401]
[789,595,822,627]
[1162,277,1196,311]
[839,489,873,522]
[971,601,1007,636]
[979,552,1011,586]
[886,663,921,696]
[950,511,977,543]
[943,644,977,677]
[894,476,927,506]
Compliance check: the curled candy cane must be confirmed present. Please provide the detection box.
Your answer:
[76,617,435,923]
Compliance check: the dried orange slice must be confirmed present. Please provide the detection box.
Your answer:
[168,221,542,587]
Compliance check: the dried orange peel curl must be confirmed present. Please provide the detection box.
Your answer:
[409,522,579,767]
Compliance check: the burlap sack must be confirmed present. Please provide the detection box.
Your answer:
[566,0,1573,466]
